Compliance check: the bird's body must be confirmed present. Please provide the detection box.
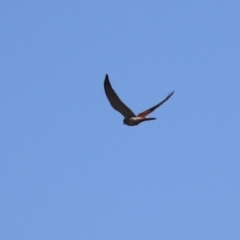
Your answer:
[123,117,156,126]
[104,74,174,126]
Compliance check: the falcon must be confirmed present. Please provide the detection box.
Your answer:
[104,74,174,126]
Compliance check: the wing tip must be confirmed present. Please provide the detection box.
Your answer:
[104,74,109,81]
[104,74,111,87]
[168,91,174,97]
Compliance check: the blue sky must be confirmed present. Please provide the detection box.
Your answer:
[1,1,240,239]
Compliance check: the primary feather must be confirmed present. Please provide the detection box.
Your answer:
[104,74,136,118]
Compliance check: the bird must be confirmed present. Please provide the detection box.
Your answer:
[104,74,174,126]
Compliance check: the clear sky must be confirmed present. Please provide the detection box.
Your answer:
[1,1,240,239]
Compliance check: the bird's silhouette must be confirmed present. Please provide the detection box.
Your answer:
[104,74,174,126]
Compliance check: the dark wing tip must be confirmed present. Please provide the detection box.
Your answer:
[167,91,174,98]
[104,74,109,82]
[104,74,111,90]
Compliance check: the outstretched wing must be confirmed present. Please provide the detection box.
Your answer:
[137,91,174,117]
[104,74,136,118]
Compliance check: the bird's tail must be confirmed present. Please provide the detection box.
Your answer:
[143,118,156,121]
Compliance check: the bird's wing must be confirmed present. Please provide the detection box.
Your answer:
[104,74,136,118]
[137,91,174,117]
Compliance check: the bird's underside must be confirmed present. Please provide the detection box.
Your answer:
[104,74,174,126]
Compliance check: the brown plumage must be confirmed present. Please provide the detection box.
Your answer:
[104,74,174,126]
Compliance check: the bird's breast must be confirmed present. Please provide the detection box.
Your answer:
[124,117,144,126]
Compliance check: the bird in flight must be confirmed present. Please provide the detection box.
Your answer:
[104,74,174,126]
